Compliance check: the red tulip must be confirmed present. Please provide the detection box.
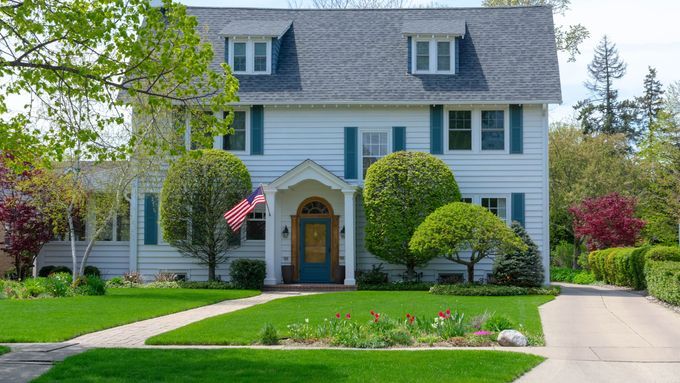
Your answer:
[336,313,341,319]
[346,313,351,319]
[370,310,375,316]
[438,311,444,318]
[446,309,451,315]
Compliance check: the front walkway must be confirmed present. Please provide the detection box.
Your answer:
[518,283,680,383]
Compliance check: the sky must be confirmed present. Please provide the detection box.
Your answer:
[175,0,680,122]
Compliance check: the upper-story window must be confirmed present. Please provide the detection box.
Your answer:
[448,110,472,150]
[412,38,455,74]
[228,39,271,75]
[223,110,247,151]
[481,110,505,151]
[361,131,389,178]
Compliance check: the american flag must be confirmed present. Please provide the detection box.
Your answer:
[224,186,266,232]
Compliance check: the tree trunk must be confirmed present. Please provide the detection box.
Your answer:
[467,264,475,284]
[67,206,78,280]
[208,263,216,282]
[405,263,417,282]
[573,236,581,269]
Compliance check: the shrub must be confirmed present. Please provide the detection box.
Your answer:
[410,202,525,283]
[572,272,596,284]
[646,246,680,262]
[357,282,434,291]
[178,281,236,289]
[144,281,181,289]
[105,276,125,288]
[587,246,651,289]
[123,272,143,284]
[154,272,177,282]
[23,277,48,297]
[493,222,544,287]
[229,259,266,290]
[429,284,560,296]
[45,272,73,297]
[259,323,279,345]
[356,264,389,285]
[38,265,72,278]
[550,267,595,285]
[83,266,101,278]
[161,149,251,281]
[645,261,680,306]
[73,275,106,296]
[482,314,515,332]
[363,151,461,280]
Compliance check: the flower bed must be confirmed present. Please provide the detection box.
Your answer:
[0,273,105,299]
[275,309,529,348]
[429,284,560,296]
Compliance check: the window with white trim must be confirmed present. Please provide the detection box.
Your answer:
[481,110,505,150]
[481,197,507,222]
[228,39,271,75]
[412,38,455,74]
[223,110,247,151]
[361,131,389,179]
[246,210,266,240]
[448,110,472,150]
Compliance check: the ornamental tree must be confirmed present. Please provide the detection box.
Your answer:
[493,222,544,287]
[569,193,645,251]
[363,152,460,280]
[161,150,251,281]
[410,202,525,283]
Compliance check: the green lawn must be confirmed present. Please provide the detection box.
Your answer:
[0,346,9,356]
[148,291,553,345]
[33,348,544,383]
[0,288,259,342]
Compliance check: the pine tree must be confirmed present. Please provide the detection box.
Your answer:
[575,36,636,141]
[636,67,665,133]
[492,222,545,287]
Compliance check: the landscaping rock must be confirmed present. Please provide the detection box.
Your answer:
[497,330,528,347]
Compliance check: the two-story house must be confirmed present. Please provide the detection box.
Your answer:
[37,6,561,286]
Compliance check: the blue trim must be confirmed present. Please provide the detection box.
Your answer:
[250,105,264,155]
[455,37,460,73]
[224,38,229,63]
[430,105,443,154]
[344,127,358,179]
[511,193,525,227]
[299,218,332,283]
[510,104,523,154]
[143,194,158,245]
[407,36,412,74]
[271,37,281,73]
[392,126,406,152]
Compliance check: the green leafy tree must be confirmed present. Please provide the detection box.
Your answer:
[0,0,238,164]
[410,202,525,283]
[549,123,641,266]
[493,222,544,287]
[575,36,637,142]
[482,0,589,62]
[363,151,460,280]
[160,150,251,281]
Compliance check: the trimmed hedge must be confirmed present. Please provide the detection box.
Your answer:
[645,261,680,306]
[587,246,650,290]
[429,284,560,296]
[646,246,680,262]
[550,267,595,284]
[357,282,434,291]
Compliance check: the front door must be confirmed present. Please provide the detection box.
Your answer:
[299,218,331,283]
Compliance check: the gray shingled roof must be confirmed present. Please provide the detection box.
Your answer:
[219,20,292,38]
[401,19,466,36]
[189,6,562,104]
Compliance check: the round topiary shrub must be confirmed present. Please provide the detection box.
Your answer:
[493,222,545,287]
[363,151,461,280]
[161,149,252,281]
[84,266,101,278]
[229,259,266,290]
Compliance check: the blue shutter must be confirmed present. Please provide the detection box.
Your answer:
[511,193,525,227]
[455,38,460,73]
[430,105,443,154]
[510,104,523,154]
[392,126,406,152]
[407,36,412,74]
[144,194,158,245]
[344,127,358,180]
[250,105,264,155]
[224,38,229,63]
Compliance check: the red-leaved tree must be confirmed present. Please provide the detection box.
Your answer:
[569,193,646,251]
[0,155,53,279]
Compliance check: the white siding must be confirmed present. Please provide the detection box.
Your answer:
[37,242,130,280]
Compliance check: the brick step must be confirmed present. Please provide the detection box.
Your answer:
[263,284,357,292]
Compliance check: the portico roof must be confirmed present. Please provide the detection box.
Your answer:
[265,159,357,193]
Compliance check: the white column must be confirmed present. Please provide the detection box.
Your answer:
[343,189,356,285]
[264,189,278,285]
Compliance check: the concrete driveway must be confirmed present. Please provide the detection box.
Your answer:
[518,283,680,383]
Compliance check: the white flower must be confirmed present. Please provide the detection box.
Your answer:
[305,318,309,323]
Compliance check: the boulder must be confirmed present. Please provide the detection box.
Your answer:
[497,330,528,347]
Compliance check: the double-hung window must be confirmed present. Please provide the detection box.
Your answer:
[481,110,505,150]
[482,197,507,222]
[223,110,246,151]
[229,39,270,74]
[437,41,451,71]
[361,131,389,178]
[416,41,430,71]
[448,111,472,150]
[246,210,266,240]
[412,39,455,74]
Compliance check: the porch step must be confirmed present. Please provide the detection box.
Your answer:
[263,284,357,292]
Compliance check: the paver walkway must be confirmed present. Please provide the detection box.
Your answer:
[0,291,309,382]
[517,283,680,383]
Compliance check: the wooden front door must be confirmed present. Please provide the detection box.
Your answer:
[291,197,340,283]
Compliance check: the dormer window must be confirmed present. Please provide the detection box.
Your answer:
[412,38,455,74]
[228,39,271,75]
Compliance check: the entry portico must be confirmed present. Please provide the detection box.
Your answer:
[263,160,358,286]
